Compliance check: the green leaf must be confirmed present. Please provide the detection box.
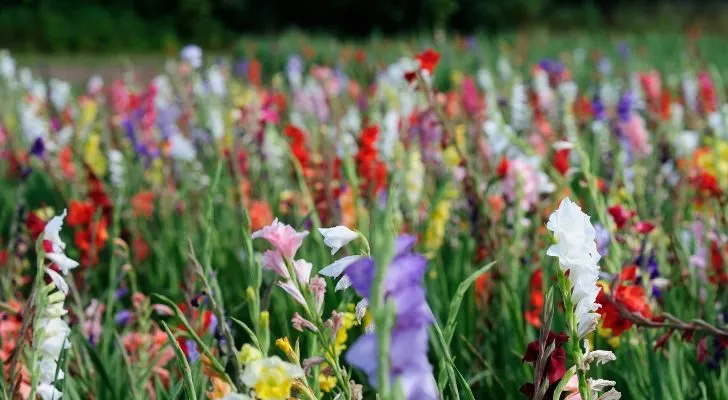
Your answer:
[444,261,497,345]
[230,316,261,350]
[552,366,576,400]
[454,365,476,400]
[161,321,198,400]
[81,339,119,400]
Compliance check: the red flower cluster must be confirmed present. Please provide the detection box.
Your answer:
[404,48,441,83]
[524,269,544,328]
[415,48,440,75]
[596,267,652,337]
[608,204,636,229]
[67,175,113,266]
[552,148,570,176]
[355,126,387,195]
[285,124,309,170]
[520,331,569,399]
[68,200,109,266]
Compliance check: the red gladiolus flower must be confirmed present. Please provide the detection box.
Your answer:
[709,241,728,284]
[692,171,721,197]
[634,221,655,235]
[133,235,150,263]
[524,269,544,328]
[496,156,509,178]
[608,205,636,229]
[355,126,387,195]
[131,191,156,219]
[520,331,569,398]
[596,282,652,337]
[404,70,418,84]
[553,148,570,176]
[415,48,440,75]
[67,200,95,227]
[26,212,47,241]
[285,124,309,170]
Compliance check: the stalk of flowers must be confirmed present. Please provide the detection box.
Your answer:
[19,210,78,400]
[546,198,621,400]
[317,221,437,399]
[252,219,355,398]
[342,233,438,400]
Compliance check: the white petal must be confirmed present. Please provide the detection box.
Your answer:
[37,383,63,400]
[45,253,79,275]
[45,269,69,295]
[318,226,358,255]
[319,255,363,278]
[335,275,352,291]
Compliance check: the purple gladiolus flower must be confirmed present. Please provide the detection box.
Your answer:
[618,92,632,122]
[594,223,610,256]
[344,234,437,400]
[114,310,133,326]
[185,339,200,363]
[30,137,44,158]
[618,42,630,59]
[592,95,606,121]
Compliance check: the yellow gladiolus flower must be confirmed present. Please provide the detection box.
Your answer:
[84,133,107,177]
[319,374,337,393]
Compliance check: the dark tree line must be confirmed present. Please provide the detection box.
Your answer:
[0,0,722,52]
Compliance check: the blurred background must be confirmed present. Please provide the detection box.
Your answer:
[0,0,727,53]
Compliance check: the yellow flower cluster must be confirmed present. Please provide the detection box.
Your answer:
[424,184,458,256]
[333,312,357,357]
[83,133,107,177]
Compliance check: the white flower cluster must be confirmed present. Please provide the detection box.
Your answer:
[37,210,78,399]
[546,198,602,338]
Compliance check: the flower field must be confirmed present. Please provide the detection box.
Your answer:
[1,34,728,399]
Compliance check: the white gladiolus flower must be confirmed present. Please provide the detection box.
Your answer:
[181,45,203,69]
[109,150,125,188]
[589,379,617,392]
[598,388,622,400]
[169,134,197,161]
[36,383,63,400]
[318,226,359,255]
[546,198,602,339]
[44,269,69,296]
[319,255,362,278]
[34,210,76,400]
[207,65,226,96]
[87,74,104,94]
[39,357,64,382]
[319,255,363,291]
[49,79,71,111]
[581,339,616,370]
[45,253,79,275]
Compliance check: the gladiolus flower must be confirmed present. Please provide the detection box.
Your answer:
[318,226,358,255]
[415,48,440,75]
[252,218,309,260]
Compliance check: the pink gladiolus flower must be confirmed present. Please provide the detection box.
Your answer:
[252,218,309,260]
[640,70,661,101]
[619,114,652,157]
